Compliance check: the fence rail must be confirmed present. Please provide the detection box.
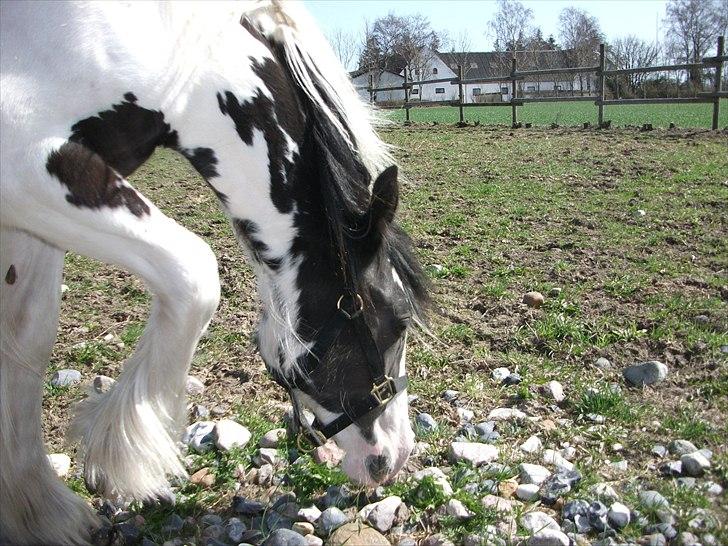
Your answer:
[359,36,725,129]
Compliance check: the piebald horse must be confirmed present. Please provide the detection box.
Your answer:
[0,1,428,544]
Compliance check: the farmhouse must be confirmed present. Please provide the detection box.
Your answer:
[354,48,598,104]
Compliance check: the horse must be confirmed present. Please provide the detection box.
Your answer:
[0,1,429,543]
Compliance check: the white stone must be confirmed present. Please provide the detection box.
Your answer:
[214,419,251,451]
[480,495,517,515]
[183,421,216,452]
[639,490,669,508]
[292,522,314,536]
[312,440,345,467]
[185,375,205,395]
[516,484,540,502]
[413,467,453,496]
[92,374,115,394]
[520,435,543,454]
[681,452,710,477]
[519,463,551,485]
[50,369,82,387]
[544,381,565,402]
[457,407,475,423]
[445,498,474,520]
[609,460,628,472]
[608,502,631,528]
[260,428,287,448]
[297,505,322,523]
[560,446,576,459]
[492,367,511,382]
[543,449,574,471]
[358,496,402,533]
[521,512,560,533]
[488,407,527,421]
[623,360,668,387]
[527,529,570,546]
[61,284,69,294]
[589,483,620,502]
[253,447,279,467]
[47,453,71,478]
[449,442,499,466]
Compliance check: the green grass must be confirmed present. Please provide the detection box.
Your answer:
[387,100,728,128]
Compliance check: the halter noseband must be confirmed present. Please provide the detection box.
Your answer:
[267,290,408,448]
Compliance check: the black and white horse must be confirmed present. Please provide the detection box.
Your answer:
[0,1,428,543]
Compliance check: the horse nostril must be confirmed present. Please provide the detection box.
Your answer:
[366,454,392,483]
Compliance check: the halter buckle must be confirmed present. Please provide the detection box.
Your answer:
[371,376,396,405]
[296,428,327,452]
[336,293,364,319]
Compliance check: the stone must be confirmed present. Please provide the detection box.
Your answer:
[51,369,82,387]
[318,507,350,534]
[263,529,308,546]
[516,483,540,502]
[668,439,699,456]
[498,479,518,498]
[445,498,474,520]
[297,505,322,523]
[642,534,667,546]
[623,361,668,387]
[502,373,522,386]
[47,453,71,478]
[412,467,453,496]
[542,449,573,471]
[492,368,511,382]
[93,375,115,393]
[520,463,551,485]
[254,448,280,467]
[358,496,402,533]
[291,522,314,536]
[676,477,696,488]
[111,522,141,545]
[328,523,390,546]
[232,497,265,516]
[574,514,591,533]
[190,467,215,488]
[705,481,723,495]
[162,514,185,534]
[441,389,459,402]
[563,499,590,520]
[658,461,682,477]
[675,532,699,546]
[305,536,323,546]
[539,469,582,504]
[480,495,517,515]
[421,534,454,546]
[523,291,545,308]
[488,407,526,421]
[214,419,251,451]
[256,463,275,485]
[680,452,710,477]
[185,375,205,395]
[456,407,474,423]
[520,435,543,454]
[549,287,562,297]
[639,490,669,509]
[527,529,570,546]
[312,440,345,467]
[323,484,355,508]
[609,460,628,472]
[201,514,223,527]
[594,357,612,370]
[587,501,608,532]
[587,413,606,423]
[607,502,630,529]
[589,483,620,503]
[521,511,560,533]
[543,381,565,402]
[193,404,210,419]
[415,413,438,432]
[260,428,287,448]
[449,442,499,466]
[183,421,216,452]
[651,445,667,457]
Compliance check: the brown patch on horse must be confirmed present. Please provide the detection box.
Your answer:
[5,264,16,285]
[46,142,150,217]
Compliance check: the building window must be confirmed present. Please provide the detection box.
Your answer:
[472,88,482,95]
[435,87,445,94]
[501,86,509,94]
[470,62,478,69]
[432,67,438,75]
[411,88,419,95]
[527,86,536,91]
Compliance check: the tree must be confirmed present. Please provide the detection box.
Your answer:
[559,7,604,93]
[488,0,533,75]
[327,29,360,72]
[448,31,473,78]
[609,36,661,96]
[664,0,724,85]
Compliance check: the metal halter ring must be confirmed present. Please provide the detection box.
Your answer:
[371,376,396,405]
[336,293,364,319]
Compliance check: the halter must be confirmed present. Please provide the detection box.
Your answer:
[267,288,408,448]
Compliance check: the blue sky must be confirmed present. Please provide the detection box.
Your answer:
[304,0,670,53]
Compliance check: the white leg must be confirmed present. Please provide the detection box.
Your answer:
[0,228,97,545]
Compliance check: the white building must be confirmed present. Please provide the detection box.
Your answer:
[350,69,405,103]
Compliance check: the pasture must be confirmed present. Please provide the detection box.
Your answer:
[45,126,727,544]
[387,100,728,129]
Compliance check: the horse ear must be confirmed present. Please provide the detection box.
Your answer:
[370,165,399,227]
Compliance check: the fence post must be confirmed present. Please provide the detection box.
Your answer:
[712,35,724,130]
[511,57,517,127]
[458,65,465,124]
[404,70,410,123]
[368,74,374,104]
[598,43,605,127]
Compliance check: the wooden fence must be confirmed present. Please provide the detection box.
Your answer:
[359,37,726,130]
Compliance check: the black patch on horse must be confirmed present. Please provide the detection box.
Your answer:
[233,219,281,271]
[46,142,151,217]
[5,265,16,285]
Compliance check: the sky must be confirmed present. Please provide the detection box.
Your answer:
[304,0,670,56]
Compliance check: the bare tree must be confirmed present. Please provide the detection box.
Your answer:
[448,31,473,77]
[488,0,533,75]
[664,0,724,86]
[609,36,660,96]
[328,29,360,72]
[559,7,603,94]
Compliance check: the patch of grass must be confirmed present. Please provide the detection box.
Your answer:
[120,322,145,345]
[66,341,118,367]
[285,455,349,504]
[662,409,720,444]
[573,384,638,423]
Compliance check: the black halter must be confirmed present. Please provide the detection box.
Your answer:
[267,288,408,448]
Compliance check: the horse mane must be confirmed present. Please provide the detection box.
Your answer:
[242,1,429,325]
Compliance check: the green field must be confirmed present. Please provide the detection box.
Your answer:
[387,99,728,128]
[45,127,727,544]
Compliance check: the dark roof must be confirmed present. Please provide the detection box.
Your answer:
[349,68,404,80]
[437,49,577,79]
